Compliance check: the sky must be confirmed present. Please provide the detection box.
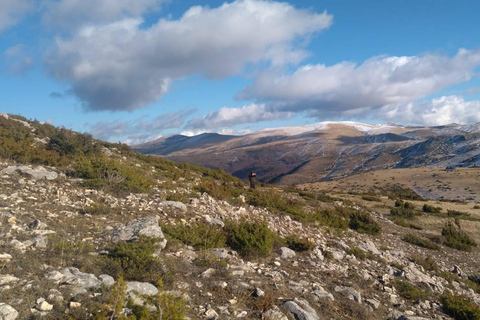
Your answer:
[1,0,480,144]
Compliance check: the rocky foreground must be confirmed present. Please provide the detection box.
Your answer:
[0,163,480,320]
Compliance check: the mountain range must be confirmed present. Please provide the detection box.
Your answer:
[133,121,480,184]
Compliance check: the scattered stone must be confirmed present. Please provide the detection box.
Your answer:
[312,288,334,301]
[283,298,319,320]
[27,219,47,230]
[204,215,225,228]
[160,201,187,212]
[334,286,362,303]
[110,216,167,249]
[1,165,58,180]
[210,248,229,259]
[279,247,296,259]
[264,306,288,320]
[253,288,265,297]
[36,299,53,311]
[0,275,19,286]
[366,298,380,309]
[127,281,158,296]
[69,302,81,308]
[0,303,18,320]
[99,274,115,287]
[0,253,12,263]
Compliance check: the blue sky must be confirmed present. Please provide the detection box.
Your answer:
[1,0,480,143]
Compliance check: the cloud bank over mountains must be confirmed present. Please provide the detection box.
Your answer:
[1,0,480,142]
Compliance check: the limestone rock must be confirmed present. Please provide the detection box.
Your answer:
[1,165,58,180]
[0,253,12,263]
[110,216,167,249]
[279,247,296,259]
[160,201,187,212]
[283,298,319,320]
[334,286,362,303]
[0,303,18,320]
[127,281,158,296]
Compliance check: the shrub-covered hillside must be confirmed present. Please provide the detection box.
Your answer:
[0,113,479,320]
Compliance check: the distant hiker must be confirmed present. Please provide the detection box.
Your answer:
[249,171,257,189]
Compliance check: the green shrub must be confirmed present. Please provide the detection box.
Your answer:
[194,179,244,201]
[390,217,423,230]
[307,207,350,229]
[162,223,226,250]
[390,206,420,219]
[403,234,440,250]
[165,192,190,204]
[345,247,367,260]
[409,255,438,272]
[362,195,382,202]
[101,236,165,283]
[393,280,429,301]
[441,220,477,252]
[81,203,111,215]
[284,235,314,252]
[422,204,442,214]
[247,189,306,221]
[446,210,470,218]
[440,293,480,320]
[349,211,381,235]
[225,220,276,258]
[474,205,480,209]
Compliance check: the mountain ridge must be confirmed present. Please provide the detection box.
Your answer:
[134,121,480,184]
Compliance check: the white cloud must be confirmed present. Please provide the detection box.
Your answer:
[0,0,32,33]
[374,96,480,126]
[45,0,333,111]
[2,44,34,75]
[240,48,480,115]
[89,109,194,142]
[185,103,294,130]
[41,0,166,31]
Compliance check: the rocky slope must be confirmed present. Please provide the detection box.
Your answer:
[133,122,480,185]
[0,114,480,320]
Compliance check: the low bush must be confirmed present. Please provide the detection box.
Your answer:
[440,293,480,320]
[162,222,226,250]
[247,189,306,221]
[100,236,165,283]
[422,204,442,214]
[361,195,382,202]
[284,235,314,252]
[225,220,276,258]
[345,247,367,260]
[441,220,477,252]
[349,211,382,235]
[446,210,470,218]
[393,280,429,301]
[390,206,420,219]
[390,217,423,230]
[409,255,438,272]
[165,192,190,204]
[403,234,440,250]
[80,203,111,215]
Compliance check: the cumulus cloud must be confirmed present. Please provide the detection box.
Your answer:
[0,0,32,33]
[240,48,480,115]
[45,0,333,111]
[185,104,294,130]
[2,44,34,75]
[41,0,165,31]
[89,109,194,143]
[373,96,480,126]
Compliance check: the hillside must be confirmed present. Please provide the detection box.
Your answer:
[0,114,480,320]
[133,121,480,184]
